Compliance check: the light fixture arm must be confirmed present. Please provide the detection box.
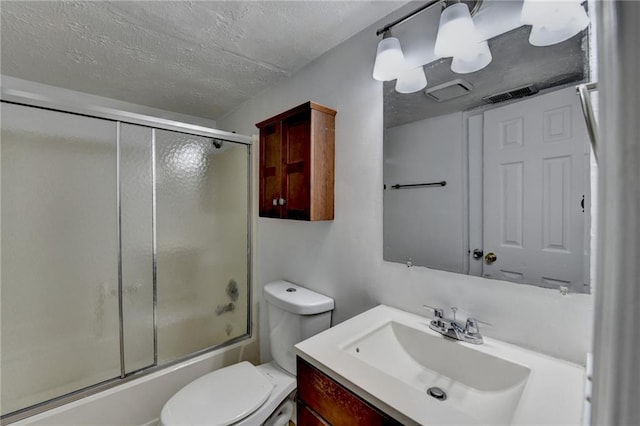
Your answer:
[375,0,482,36]
[375,0,444,36]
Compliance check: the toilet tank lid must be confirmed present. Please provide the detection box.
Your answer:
[263,280,334,315]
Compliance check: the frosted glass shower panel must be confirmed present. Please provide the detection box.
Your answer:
[120,123,155,373]
[0,103,120,415]
[155,130,249,363]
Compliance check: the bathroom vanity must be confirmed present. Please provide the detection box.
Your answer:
[295,305,586,425]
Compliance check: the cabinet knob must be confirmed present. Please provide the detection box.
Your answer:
[278,198,286,206]
[272,198,278,206]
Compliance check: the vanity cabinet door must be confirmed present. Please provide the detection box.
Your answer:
[256,102,336,221]
[297,401,331,426]
[296,357,402,426]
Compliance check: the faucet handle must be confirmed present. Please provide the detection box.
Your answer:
[465,318,480,335]
[423,305,444,319]
[465,317,492,335]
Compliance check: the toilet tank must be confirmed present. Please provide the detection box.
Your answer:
[263,280,334,375]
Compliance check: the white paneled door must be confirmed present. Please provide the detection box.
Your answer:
[483,87,590,292]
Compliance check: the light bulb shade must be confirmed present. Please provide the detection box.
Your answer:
[522,0,589,46]
[395,66,427,94]
[372,36,406,81]
[522,0,572,27]
[451,41,492,74]
[434,3,483,60]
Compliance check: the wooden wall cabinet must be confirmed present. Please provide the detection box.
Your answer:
[296,357,403,426]
[256,102,336,221]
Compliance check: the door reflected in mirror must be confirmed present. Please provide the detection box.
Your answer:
[382,3,594,294]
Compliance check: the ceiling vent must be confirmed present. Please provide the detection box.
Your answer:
[483,84,539,104]
[425,79,473,102]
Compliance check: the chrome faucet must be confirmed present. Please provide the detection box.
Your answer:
[423,305,488,345]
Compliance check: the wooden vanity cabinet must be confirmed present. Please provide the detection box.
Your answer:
[256,102,336,221]
[296,357,402,426]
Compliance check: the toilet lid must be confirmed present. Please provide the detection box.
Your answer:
[161,361,274,426]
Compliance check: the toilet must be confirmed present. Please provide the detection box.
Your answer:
[160,280,334,426]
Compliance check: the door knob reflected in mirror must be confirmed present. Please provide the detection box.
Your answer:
[485,252,497,264]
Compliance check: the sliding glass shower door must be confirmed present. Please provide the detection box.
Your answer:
[1,103,121,414]
[0,102,250,418]
[155,130,249,363]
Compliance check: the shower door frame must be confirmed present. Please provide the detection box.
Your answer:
[0,88,254,424]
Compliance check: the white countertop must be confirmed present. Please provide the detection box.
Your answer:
[296,304,586,425]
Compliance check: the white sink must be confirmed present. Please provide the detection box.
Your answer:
[296,305,586,425]
[342,321,530,424]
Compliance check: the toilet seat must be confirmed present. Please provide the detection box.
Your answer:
[161,361,273,426]
[160,362,296,426]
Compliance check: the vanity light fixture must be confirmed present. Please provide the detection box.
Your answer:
[373,0,445,88]
[450,40,492,74]
[435,2,492,74]
[521,0,589,46]
[372,0,486,93]
[395,65,428,93]
[372,30,407,81]
[372,0,590,92]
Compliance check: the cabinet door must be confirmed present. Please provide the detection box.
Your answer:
[297,357,403,426]
[281,111,311,220]
[297,401,331,425]
[259,122,282,217]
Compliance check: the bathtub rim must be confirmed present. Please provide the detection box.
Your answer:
[2,332,254,425]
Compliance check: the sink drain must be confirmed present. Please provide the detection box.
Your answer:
[426,387,447,401]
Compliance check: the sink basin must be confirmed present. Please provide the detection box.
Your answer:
[296,305,586,425]
[341,321,530,424]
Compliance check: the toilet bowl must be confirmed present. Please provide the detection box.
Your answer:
[160,280,334,426]
[160,362,295,426]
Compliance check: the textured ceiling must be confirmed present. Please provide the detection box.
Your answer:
[1,1,405,120]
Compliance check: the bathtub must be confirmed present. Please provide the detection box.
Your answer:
[12,337,258,426]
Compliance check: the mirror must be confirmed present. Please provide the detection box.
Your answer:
[382,1,593,294]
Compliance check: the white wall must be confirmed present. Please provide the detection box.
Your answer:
[383,112,466,273]
[591,2,640,423]
[218,13,594,365]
